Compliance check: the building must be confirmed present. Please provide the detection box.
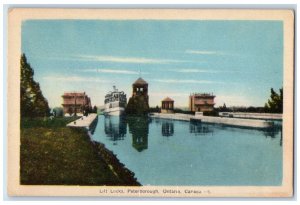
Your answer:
[189,93,215,112]
[126,77,149,115]
[132,77,149,100]
[161,97,174,113]
[62,92,92,116]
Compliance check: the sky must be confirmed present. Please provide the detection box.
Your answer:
[21,20,283,108]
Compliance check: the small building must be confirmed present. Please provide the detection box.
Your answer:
[189,93,215,112]
[161,97,174,113]
[62,92,92,116]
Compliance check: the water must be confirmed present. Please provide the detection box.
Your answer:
[91,115,282,186]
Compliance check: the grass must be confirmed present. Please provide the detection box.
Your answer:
[21,116,79,129]
[20,117,138,185]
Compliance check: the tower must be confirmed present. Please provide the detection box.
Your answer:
[132,77,148,99]
[125,77,149,115]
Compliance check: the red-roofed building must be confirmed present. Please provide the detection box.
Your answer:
[189,93,215,112]
[62,92,92,115]
[161,97,174,113]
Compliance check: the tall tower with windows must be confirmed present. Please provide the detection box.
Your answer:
[125,77,149,115]
[132,77,148,99]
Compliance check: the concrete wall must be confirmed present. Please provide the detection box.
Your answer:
[150,113,274,128]
[161,109,174,114]
[219,112,282,120]
[192,115,274,128]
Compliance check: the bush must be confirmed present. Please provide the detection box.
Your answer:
[149,106,160,113]
[173,108,195,115]
[125,96,149,116]
[52,107,64,117]
[203,110,219,116]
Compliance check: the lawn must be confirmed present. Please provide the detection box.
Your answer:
[20,117,139,185]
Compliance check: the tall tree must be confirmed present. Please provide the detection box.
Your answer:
[264,88,283,113]
[92,106,98,113]
[219,103,228,112]
[20,54,50,117]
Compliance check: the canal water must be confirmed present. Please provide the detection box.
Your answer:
[91,115,282,186]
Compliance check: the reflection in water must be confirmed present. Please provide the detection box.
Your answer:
[92,116,283,186]
[263,126,281,138]
[263,123,282,146]
[189,122,213,136]
[89,116,98,135]
[280,131,282,147]
[154,118,161,125]
[104,116,127,144]
[162,121,174,137]
[127,117,149,152]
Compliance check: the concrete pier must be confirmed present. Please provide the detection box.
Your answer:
[219,112,282,120]
[150,113,274,129]
[150,113,191,121]
[67,113,98,129]
[192,115,273,128]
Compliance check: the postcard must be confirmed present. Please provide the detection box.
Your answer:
[7,8,294,197]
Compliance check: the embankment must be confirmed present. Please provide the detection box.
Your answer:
[92,141,141,186]
[150,113,274,129]
[20,117,140,186]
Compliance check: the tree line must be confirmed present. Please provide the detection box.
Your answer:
[217,88,283,113]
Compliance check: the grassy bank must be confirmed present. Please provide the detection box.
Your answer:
[21,117,140,185]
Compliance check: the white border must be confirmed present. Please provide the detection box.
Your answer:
[1,1,298,204]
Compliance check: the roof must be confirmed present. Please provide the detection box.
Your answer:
[191,93,215,98]
[162,97,174,102]
[133,77,148,85]
[62,92,87,97]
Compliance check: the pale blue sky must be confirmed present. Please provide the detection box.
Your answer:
[22,20,283,108]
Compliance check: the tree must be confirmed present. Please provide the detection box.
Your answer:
[52,107,64,117]
[125,95,149,116]
[264,88,283,113]
[20,54,50,117]
[219,103,229,112]
[92,106,98,113]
